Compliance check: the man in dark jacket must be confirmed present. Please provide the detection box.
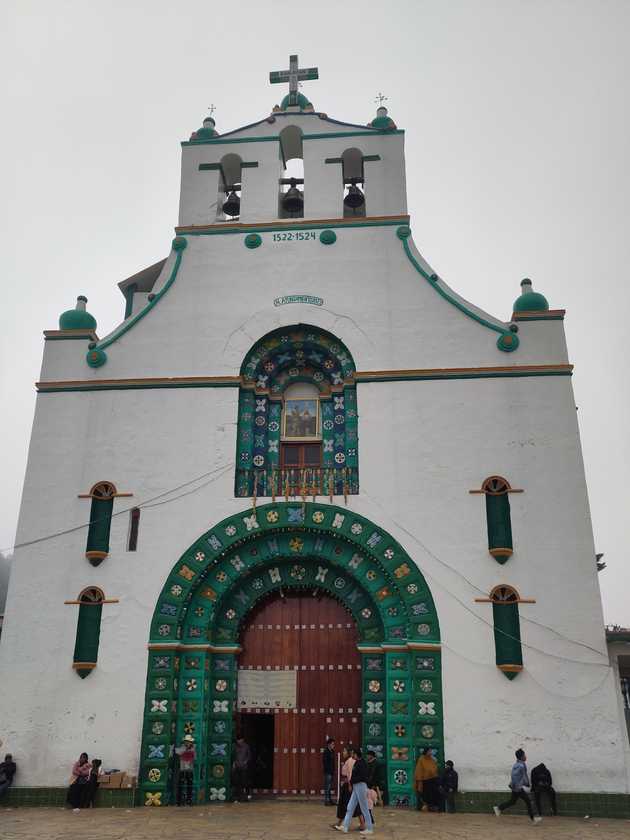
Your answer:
[531,763,557,816]
[323,738,336,805]
[0,754,17,799]
[439,759,458,813]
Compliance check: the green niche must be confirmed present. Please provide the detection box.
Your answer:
[73,601,103,677]
[486,494,513,563]
[396,225,411,240]
[496,333,519,352]
[86,347,107,368]
[86,496,113,560]
[319,229,337,245]
[244,233,262,250]
[172,236,188,252]
[492,601,523,678]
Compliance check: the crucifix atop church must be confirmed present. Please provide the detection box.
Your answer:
[269,54,318,106]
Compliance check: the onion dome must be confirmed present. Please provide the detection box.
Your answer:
[369,106,397,130]
[513,278,549,313]
[59,296,97,331]
[190,116,219,141]
[279,92,314,111]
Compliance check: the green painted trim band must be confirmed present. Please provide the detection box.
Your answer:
[181,129,404,147]
[400,232,516,346]
[356,369,572,383]
[89,238,186,358]
[37,368,572,393]
[178,218,406,236]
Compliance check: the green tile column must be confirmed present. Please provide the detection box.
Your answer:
[412,649,444,808]
[140,650,178,806]
[386,651,413,806]
[207,651,237,802]
[176,649,208,803]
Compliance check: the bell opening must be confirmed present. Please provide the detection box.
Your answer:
[222,186,241,219]
[216,153,243,221]
[343,178,366,217]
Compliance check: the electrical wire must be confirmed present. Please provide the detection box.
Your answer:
[363,491,609,663]
[1,462,235,554]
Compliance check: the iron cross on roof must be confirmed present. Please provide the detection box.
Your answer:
[269,54,318,106]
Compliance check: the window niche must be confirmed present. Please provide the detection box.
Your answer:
[469,476,523,563]
[235,326,358,499]
[475,585,535,680]
[79,481,132,566]
[278,126,304,218]
[65,587,119,678]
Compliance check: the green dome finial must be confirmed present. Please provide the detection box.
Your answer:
[369,106,397,131]
[59,296,97,331]
[279,92,314,112]
[513,278,549,313]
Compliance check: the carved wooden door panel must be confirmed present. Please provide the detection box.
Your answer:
[238,592,361,795]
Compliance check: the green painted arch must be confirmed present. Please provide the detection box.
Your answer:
[149,502,440,647]
[140,502,443,807]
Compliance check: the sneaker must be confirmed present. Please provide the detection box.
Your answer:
[72,808,81,813]
[493,806,501,817]
[533,816,543,824]
[360,832,374,837]
[334,827,348,833]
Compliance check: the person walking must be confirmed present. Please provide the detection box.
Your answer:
[175,734,196,806]
[531,762,557,816]
[493,749,542,823]
[0,754,17,799]
[66,752,91,811]
[323,737,336,805]
[414,747,439,811]
[439,759,458,813]
[335,747,374,837]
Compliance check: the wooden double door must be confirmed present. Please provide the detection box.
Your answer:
[237,592,361,795]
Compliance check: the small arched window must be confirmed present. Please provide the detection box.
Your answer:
[490,585,523,680]
[86,482,116,566]
[73,587,104,679]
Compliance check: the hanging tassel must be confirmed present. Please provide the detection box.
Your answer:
[328,469,333,504]
[343,467,348,506]
[252,470,258,512]
[271,468,276,503]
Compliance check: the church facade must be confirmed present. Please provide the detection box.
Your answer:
[1,57,629,809]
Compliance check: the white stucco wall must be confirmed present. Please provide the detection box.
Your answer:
[1,109,626,795]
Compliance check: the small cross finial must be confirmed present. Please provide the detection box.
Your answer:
[375,92,388,107]
[270,54,319,107]
[208,104,216,117]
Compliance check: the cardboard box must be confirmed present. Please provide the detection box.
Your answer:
[122,774,137,788]
[100,771,124,788]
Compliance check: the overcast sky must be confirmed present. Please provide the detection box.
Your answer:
[1,0,628,624]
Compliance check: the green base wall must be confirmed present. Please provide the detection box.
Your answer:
[2,787,138,808]
[3,788,629,818]
[454,790,630,819]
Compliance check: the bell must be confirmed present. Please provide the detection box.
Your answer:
[344,179,365,210]
[222,190,240,217]
[282,179,304,214]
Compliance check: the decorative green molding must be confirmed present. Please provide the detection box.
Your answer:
[319,229,337,245]
[177,217,408,237]
[86,237,187,367]
[182,129,404,147]
[244,233,262,249]
[140,502,443,807]
[398,226,520,353]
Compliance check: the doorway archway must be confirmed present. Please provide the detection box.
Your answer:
[140,502,443,807]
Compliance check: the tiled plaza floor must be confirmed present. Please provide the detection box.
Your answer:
[2,802,630,840]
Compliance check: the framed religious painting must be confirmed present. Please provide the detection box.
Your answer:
[282,398,320,440]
